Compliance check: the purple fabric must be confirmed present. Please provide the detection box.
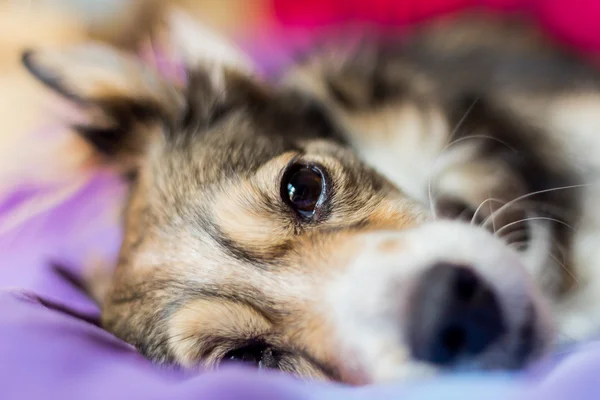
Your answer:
[2,145,600,400]
[2,9,600,399]
[2,284,600,400]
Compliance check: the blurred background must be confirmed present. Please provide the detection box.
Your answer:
[1,0,599,293]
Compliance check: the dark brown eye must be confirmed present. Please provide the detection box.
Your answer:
[282,164,326,219]
[223,343,280,369]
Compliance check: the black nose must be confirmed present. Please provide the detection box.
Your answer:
[408,263,506,366]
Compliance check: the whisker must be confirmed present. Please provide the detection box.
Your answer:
[517,201,573,222]
[482,183,596,229]
[475,198,571,226]
[439,134,518,157]
[470,197,506,225]
[488,194,497,234]
[549,253,580,286]
[428,97,480,219]
[456,207,476,221]
[495,216,576,237]
[496,199,572,222]
[448,96,480,143]
[428,178,438,219]
[428,136,516,219]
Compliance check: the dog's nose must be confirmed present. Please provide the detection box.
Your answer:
[408,263,506,366]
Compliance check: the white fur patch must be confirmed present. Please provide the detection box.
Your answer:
[325,221,552,382]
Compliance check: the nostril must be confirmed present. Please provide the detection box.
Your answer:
[441,325,466,356]
[453,268,478,302]
[408,263,507,366]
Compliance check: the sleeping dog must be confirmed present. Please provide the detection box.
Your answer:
[22,9,600,383]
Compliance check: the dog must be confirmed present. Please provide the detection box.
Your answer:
[21,7,600,384]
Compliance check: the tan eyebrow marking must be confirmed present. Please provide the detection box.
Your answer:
[167,297,272,367]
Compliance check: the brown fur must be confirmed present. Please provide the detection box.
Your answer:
[20,6,600,384]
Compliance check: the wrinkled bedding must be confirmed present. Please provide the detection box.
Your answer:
[2,0,600,398]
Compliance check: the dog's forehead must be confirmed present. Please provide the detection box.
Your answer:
[132,87,351,235]
[150,75,349,183]
[150,122,298,198]
[179,119,294,178]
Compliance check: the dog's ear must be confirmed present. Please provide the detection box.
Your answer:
[22,43,184,172]
[21,8,255,173]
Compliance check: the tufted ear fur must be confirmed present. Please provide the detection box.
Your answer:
[21,7,255,173]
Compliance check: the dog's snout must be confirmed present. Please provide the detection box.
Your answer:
[408,263,506,366]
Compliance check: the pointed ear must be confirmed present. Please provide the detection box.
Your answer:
[22,43,185,171]
[21,9,256,172]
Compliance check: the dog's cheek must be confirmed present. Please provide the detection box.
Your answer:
[273,233,375,383]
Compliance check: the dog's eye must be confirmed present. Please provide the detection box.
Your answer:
[436,197,480,224]
[223,343,280,369]
[282,164,326,219]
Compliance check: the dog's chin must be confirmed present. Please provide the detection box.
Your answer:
[363,356,527,385]
[345,335,551,385]
[344,325,553,385]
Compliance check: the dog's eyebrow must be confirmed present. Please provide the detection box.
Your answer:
[209,225,268,266]
[170,283,284,323]
[208,225,293,269]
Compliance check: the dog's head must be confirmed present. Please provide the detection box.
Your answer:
[23,11,558,383]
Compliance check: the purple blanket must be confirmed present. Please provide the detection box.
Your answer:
[1,174,600,399]
[3,1,600,394]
